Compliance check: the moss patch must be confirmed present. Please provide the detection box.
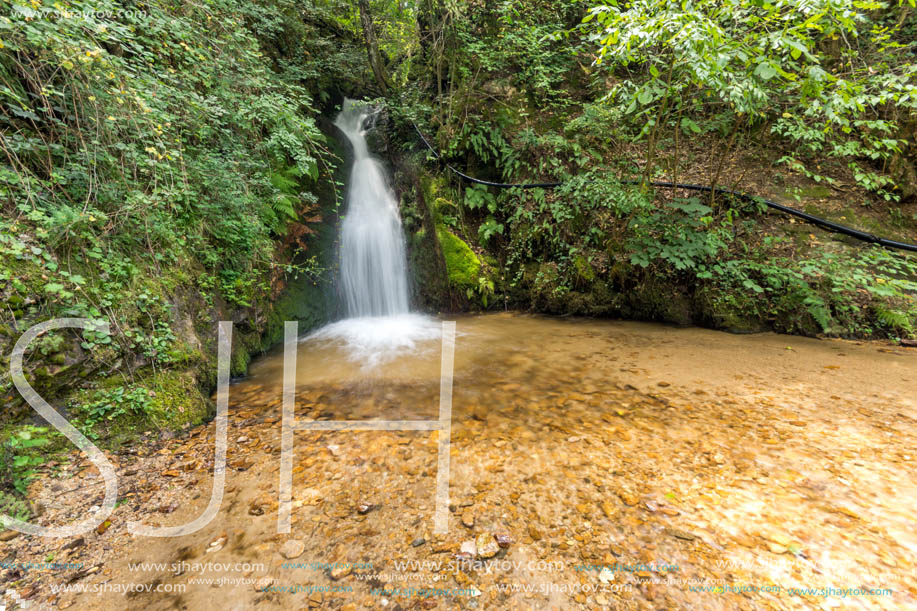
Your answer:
[146,370,212,430]
[438,229,481,289]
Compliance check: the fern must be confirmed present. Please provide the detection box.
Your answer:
[266,166,304,232]
[874,306,913,334]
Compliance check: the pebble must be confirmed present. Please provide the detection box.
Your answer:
[279,539,305,559]
[666,528,696,541]
[601,501,616,518]
[475,533,500,559]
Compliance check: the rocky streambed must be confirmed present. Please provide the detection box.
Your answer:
[2,313,915,610]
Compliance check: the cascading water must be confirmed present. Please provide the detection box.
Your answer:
[307,99,440,365]
[335,100,411,317]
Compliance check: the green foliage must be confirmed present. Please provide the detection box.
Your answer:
[71,385,153,440]
[703,244,917,336]
[0,0,341,443]
[874,306,913,335]
[0,489,30,521]
[0,0,329,328]
[581,0,917,197]
[1,425,54,494]
[628,198,727,271]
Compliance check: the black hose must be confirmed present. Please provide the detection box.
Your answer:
[412,122,917,253]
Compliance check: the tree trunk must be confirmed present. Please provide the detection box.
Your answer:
[359,0,391,95]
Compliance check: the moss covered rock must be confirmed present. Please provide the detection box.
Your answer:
[438,229,481,290]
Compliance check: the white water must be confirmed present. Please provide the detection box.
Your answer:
[335,99,411,317]
[306,99,439,364]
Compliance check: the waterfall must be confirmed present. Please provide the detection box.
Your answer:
[307,99,440,365]
[335,99,411,317]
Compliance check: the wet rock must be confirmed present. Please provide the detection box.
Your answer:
[411,537,426,547]
[528,526,543,541]
[461,511,475,528]
[601,501,616,518]
[329,565,352,580]
[207,534,227,554]
[61,536,84,550]
[0,530,20,542]
[254,576,275,592]
[357,502,376,515]
[475,533,500,559]
[280,539,305,559]
[495,534,512,548]
[666,528,696,541]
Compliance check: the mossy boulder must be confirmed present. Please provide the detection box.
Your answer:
[146,370,212,430]
[438,229,481,290]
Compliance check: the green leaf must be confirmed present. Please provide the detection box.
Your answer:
[755,62,777,81]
